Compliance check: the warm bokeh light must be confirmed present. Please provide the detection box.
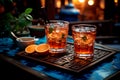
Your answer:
[100,0,105,9]
[56,0,61,8]
[88,0,94,6]
[65,0,68,5]
[114,0,118,3]
[79,0,85,3]
[114,0,118,6]
[41,0,45,7]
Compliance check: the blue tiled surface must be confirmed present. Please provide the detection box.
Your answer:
[0,37,120,80]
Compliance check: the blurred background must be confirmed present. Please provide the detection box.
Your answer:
[0,0,120,43]
[1,0,120,22]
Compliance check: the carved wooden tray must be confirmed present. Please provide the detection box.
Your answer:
[16,43,116,73]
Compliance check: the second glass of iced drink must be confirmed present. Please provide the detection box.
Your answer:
[72,24,96,59]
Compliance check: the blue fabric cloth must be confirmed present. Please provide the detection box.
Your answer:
[0,37,120,80]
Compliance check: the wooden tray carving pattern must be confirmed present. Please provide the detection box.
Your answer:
[16,43,116,73]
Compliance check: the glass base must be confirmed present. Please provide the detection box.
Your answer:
[75,53,94,60]
[49,48,66,57]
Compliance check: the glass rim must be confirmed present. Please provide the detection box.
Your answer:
[72,24,97,29]
[47,20,69,24]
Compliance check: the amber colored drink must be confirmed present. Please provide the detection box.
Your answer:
[72,24,96,59]
[45,20,69,56]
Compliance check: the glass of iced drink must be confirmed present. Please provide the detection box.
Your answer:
[72,24,96,59]
[45,20,69,56]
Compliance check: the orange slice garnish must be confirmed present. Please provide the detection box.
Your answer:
[25,44,37,54]
[35,43,50,54]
